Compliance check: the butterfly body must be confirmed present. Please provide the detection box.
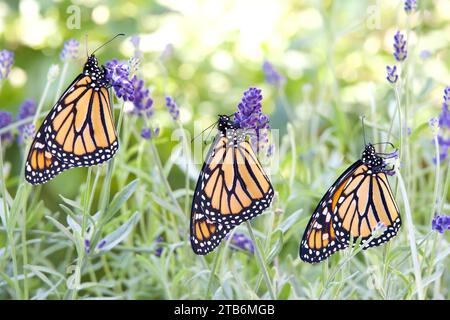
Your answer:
[25,54,118,185]
[190,115,274,255]
[300,144,401,263]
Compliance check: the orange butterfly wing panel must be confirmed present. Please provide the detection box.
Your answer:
[44,75,118,167]
[299,162,360,263]
[190,208,233,255]
[25,125,73,184]
[331,162,401,249]
[195,136,273,226]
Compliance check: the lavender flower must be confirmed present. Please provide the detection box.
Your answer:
[141,127,159,140]
[386,65,398,84]
[432,215,450,234]
[130,35,141,58]
[234,87,271,152]
[0,50,14,80]
[165,96,180,121]
[0,111,13,143]
[436,86,450,162]
[84,239,91,254]
[404,0,417,13]
[105,59,134,101]
[97,239,107,250]
[227,233,254,254]
[60,39,80,61]
[420,50,431,60]
[262,60,285,86]
[130,75,154,117]
[155,237,163,257]
[16,99,36,144]
[393,31,407,62]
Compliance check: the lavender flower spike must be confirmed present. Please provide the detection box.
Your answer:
[0,50,14,80]
[435,86,450,162]
[386,65,398,84]
[105,59,134,101]
[165,96,180,121]
[404,0,417,13]
[228,233,254,253]
[60,39,80,61]
[0,111,13,143]
[393,31,407,62]
[432,215,450,234]
[16,99,36,144]
[262,60,285,86]
[234,87,271,152]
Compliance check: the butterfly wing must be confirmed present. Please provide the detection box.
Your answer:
[331,161,401,248]
[299,161,361,263]
[190,206,233,255]
[192,135,274,227]
[44,74,118,166]
[25,124,73,185]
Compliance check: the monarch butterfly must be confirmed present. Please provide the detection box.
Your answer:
[25,35,124,185]
[299,143,401,263]
[190,115,274,255]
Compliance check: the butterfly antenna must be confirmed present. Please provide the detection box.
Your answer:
[361,115,367,146]
[204,122,218,144]
[85,34,89,58]
[91,33,125,55]
[191,121,218,143]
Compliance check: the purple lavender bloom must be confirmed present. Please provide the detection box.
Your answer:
[0,50,14,80]
[130,35,141,59]
[227,233,254,254]
[435,86,450,162]
[97,239,107,250]
[432,215,450,234]
[141,127,159,140]
[16,99,36,144]
[105,59,134,101]
[234,87,271,152]
[234,87,263,129]
[0,111,13,143]
[84,239,91,254]
[141,127,152,139]
[60,39,80,61]
[404,0,417,13]
[393,31,407,62]
[155,236,163,257]
[420,50,431,60]
[165,96,180,121]
[386,65,398,84]
[262,60,285,86]
[130,75,154,117]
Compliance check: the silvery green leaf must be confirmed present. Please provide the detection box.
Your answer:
[96,212,140,252]
[104,179,139,223]
[277,209,302,234]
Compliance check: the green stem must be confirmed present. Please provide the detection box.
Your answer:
[245,222,275,300]
[205,246,223,299]
[396,169,424,299]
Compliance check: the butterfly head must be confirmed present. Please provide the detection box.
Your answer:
[361,144,384,170]
[83,54,108,85]
[218,115,239,134]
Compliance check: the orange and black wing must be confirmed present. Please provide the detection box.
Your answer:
[43,74,118,166]
[299,162,359,263]
[25,123,73,184]
[192,136,274,227]
[190,206,233,255]
[330,161,401,249]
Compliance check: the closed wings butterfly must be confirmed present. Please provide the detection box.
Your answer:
[25,46,120,185]
[190,115,274,255]
[300,144,401,263]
